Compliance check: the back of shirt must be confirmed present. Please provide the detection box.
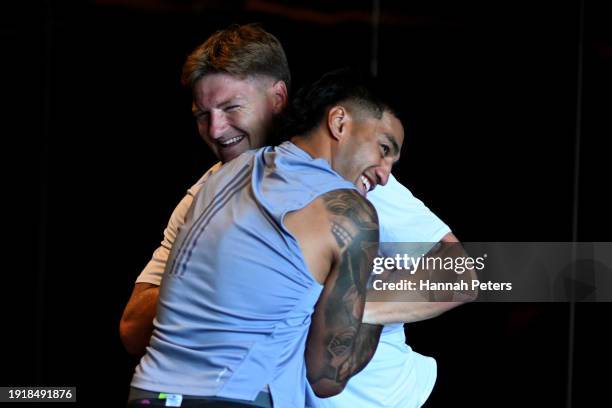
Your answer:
[131,142,356,407]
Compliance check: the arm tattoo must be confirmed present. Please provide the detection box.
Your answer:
[307,189,383,391]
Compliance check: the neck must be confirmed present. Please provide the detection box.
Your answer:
[290,128,332,164]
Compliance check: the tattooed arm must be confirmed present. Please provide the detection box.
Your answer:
[286,189,383,398]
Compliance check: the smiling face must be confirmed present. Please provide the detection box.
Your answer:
[192,73,282,163]
[332,110,404,196]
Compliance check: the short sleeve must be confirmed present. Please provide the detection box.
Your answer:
[135,162,222,284]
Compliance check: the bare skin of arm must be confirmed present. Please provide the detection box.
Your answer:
[120,283,159,356]
[120,191,196,356]
[362,232,478,325]
[285,189,383,398]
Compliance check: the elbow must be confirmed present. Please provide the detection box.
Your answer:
[447,284,478,309]
[312,386,345,399]
[452,286,479,306]
[468,286,479,303]
[119,318,146,357]
[119,318,135,354]
[306,364,348,398]
[465,269,480,303]
[309,380,346,399]
[119,283,158,356]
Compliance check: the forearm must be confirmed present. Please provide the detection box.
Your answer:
[305,190,380,398]
[362,236,477,325]
[346,323,383,376]
[363,265,470,324]
[362,300,462,325]
[119,283,159,356]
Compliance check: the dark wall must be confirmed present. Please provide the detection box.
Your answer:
[4,0,611,406]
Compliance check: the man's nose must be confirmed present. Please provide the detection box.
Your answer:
[374,159,393,186]
[208,110,229,140]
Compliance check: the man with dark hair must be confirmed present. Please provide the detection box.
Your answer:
[128,70,404,407]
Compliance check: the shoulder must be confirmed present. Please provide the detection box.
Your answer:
[187,161,223,196]
[318,189,379,257]
[285,189,378,247]
[285,189,378,284]
[321,189,379,227]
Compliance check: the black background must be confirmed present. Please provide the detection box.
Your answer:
[3,0,612,406]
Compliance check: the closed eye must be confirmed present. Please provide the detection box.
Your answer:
[381,144,390,157]
[225,105,241,112]
[194,111,209,121]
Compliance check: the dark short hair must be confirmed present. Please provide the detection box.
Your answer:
[181,23,291,92]
[280,68,396,138]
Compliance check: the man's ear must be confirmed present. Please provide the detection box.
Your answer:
[327,105,349,141]
[269,80,288,114]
